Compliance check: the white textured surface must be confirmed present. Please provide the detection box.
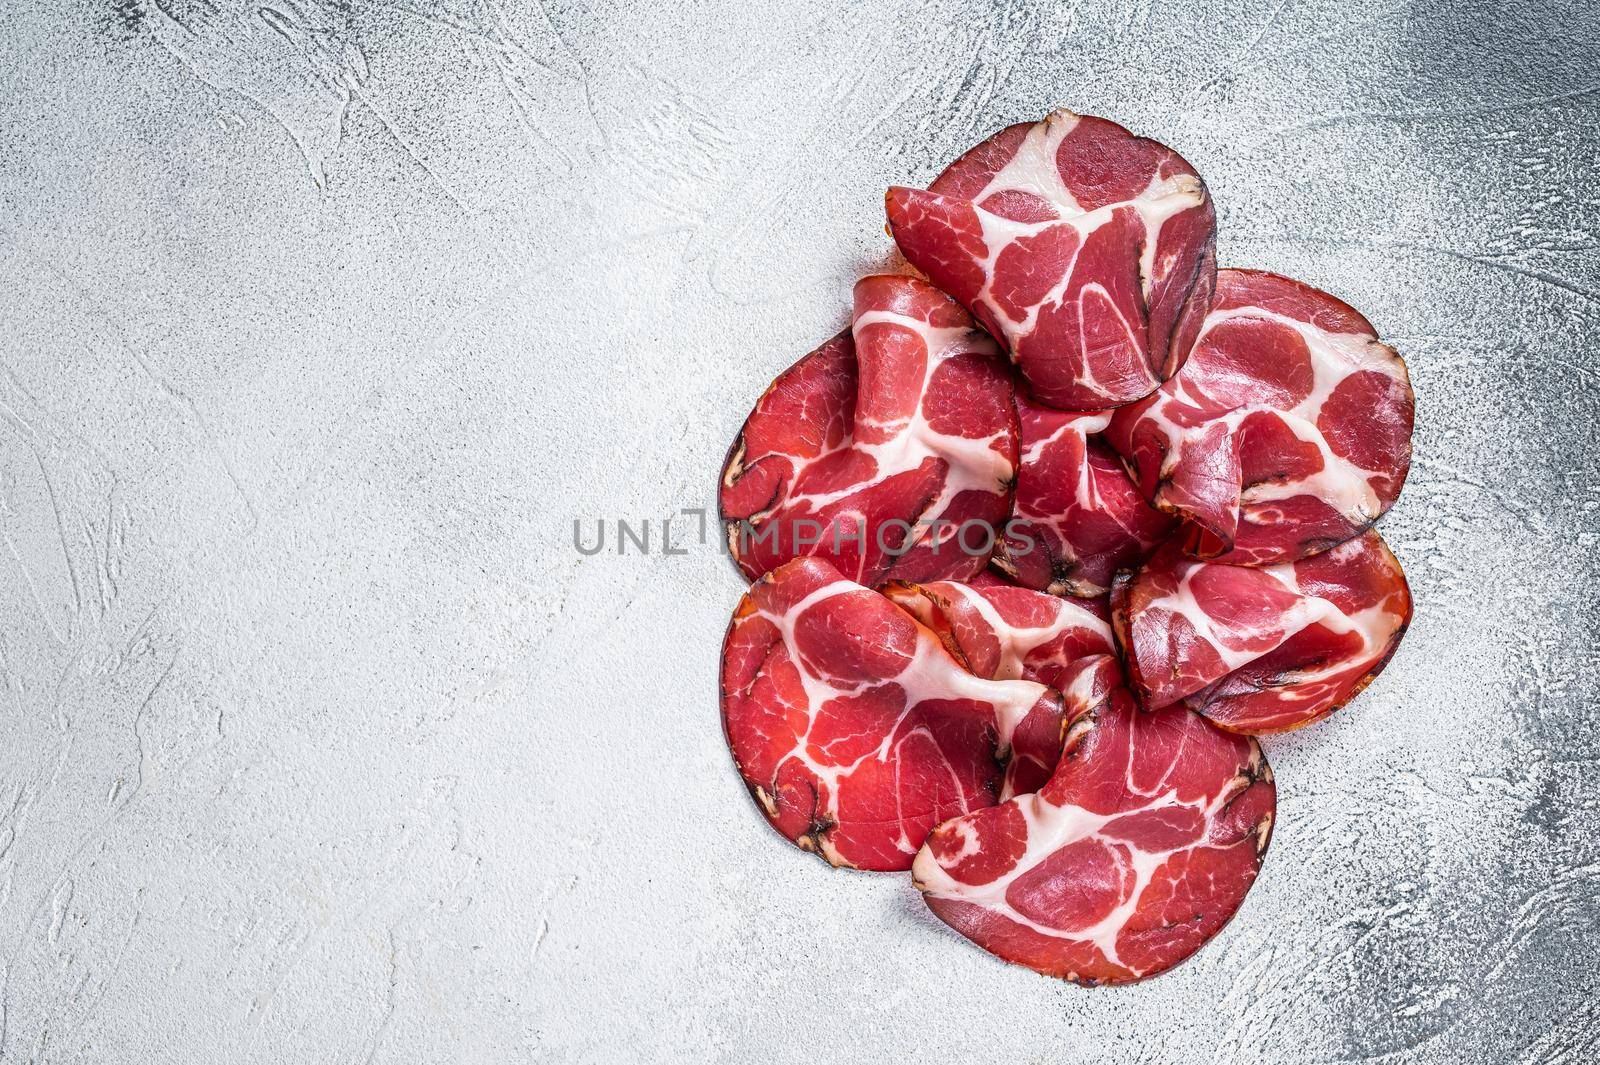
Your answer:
[2,1,1598,1061]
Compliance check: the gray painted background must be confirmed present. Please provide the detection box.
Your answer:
[2,1,1597,1061]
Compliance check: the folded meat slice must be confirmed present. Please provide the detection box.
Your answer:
[721,275,1017,587]
[1111,530,1412,733]
[1106,269,1414,566]
[720,557,1064,871]
[883,575,1115,794]
[994,395,1175,597]
[885,110,1216,410]
[913,660,1275,984]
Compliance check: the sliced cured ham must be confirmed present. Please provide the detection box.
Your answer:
[1111,530,1412,733]
[706,105,1428,984]
[883,576,1115,793]
[913,662,1275,984]
[885,110,1216,411]
[720,275,1017,587]
[720,557,1065,871]
[994,395,1175,597]
[1106,269,1414,566]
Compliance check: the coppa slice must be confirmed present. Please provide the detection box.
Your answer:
[885,110,1216,410]
[883,575,1115,794]
[1111,530,1412,733]
[720,275,1017,587]
[1106,269,1414,565]
[995,395,1175,597]
[913,662,1275,984]
[720,557,1064,871]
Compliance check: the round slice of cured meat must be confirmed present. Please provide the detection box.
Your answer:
[1111,529,1412,733]
[886,110,1216,411]
[913,661,1275,984]
[1106,269,1414,566]
[720,557,1063,871]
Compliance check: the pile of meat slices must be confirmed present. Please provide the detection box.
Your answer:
[716,110,1415,986]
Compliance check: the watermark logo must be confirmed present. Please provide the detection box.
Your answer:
[572,508,1038,560]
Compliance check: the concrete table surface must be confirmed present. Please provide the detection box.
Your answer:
[1,1,1597,1061]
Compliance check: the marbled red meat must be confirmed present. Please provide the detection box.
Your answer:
[1111,529,1412,733]
[883,576,1115,793]
[711,107,1424,986]
[1106,269,1414,565]
[720,557,1065,871]
[994,395,1175,597]
[883,573,1112,688]
[885,110,1216,410]
[720,275,1017,587]
[913,660,1275,984]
